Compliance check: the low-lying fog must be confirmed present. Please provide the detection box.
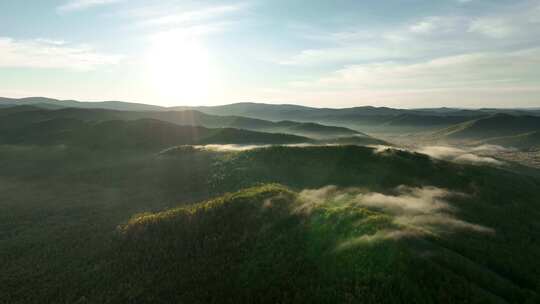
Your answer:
[160,142,519,167]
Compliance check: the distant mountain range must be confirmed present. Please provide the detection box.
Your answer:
[0,117,311,149]
[431,114,540,150]
[4,97,540,134]
[480,131,540,151]
[2,97,540,149]
[3,97,539,119]
[438,114,540,140]
[0,106,363,139]
[0,97,164,111]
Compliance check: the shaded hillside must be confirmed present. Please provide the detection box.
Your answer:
[0,118,310,149]
[315,135,389,146]
[0,107,121,130]
[5,97,539,119]
[185,102,540,121]
[0,97,164,111]
[135,110,364,139]
[437,114,540,141]
[0,106,364,139]
[2,144,540,303]
[183,103,492,133]
[5,98,540,135]
[183,102,411,121]
[0,105,43,116]
[175,102,322,121]
[383,114,481,130]
[480,131,540,151]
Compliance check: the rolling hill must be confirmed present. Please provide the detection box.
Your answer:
[479,131,540,150]
[0,118,310,149]
[3,144,539,303]
[115,179,540,303]
[4,97,540,135]
[0,97,164,111]
[181,103,493,133]
[0,106,365,139]
[436,114,540,141]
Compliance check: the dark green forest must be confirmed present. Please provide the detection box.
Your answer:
[2,143,540,303]
[2,104,540,303]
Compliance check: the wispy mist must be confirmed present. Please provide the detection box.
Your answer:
[298,185,494,246]
[417,145,506,165]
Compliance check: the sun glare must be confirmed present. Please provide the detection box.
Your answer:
[145,32,214,104]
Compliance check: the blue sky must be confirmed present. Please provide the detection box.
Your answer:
[0,0,539,107]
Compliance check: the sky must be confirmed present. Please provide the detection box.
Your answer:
[0,0,539,108]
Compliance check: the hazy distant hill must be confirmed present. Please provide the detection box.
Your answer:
[180,103,493,133]
[479,131,540,150]
[0,118,309,149]
[4,97,540,135]
[382,113,479,129]
[0,97,165,111]
[0,106,364,139]
[179,102,410,121]
[436,114,540,141]
[4,97,540,119]
[133,110,364,139]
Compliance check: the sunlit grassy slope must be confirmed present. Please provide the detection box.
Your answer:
[116,181,539,303]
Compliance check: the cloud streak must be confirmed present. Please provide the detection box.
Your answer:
[0,37,122,70]
[57,0,123,13]
[276,1,540,107]
[138,4,246,28]
[290,48,540,91]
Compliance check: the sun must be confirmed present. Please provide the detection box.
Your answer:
[145,31,213,104]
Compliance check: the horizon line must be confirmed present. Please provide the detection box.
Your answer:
[1,95,539,110]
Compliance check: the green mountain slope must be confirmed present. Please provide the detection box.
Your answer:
[116,169,540,303]
[7,98,540,135]
[2,144,540,303]
[436,114,540,141]
[0,96,165,111]
[0,106,364,139]
[0,118,310,149]
[479,131,540,150]
[183,103,493,133]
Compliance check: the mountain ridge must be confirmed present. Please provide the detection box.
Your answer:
[0,106,365,139]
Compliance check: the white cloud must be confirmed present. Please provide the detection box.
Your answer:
[408,16,467,36]
[139,4,246,27]
[409,19,437,34]
[279,46,403,66]
[0,37,122,70]
[290,48,540,91]
[281,1,540,68]
[57,0,123,13]
[119,3,248,42]
[468,18,515,38]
